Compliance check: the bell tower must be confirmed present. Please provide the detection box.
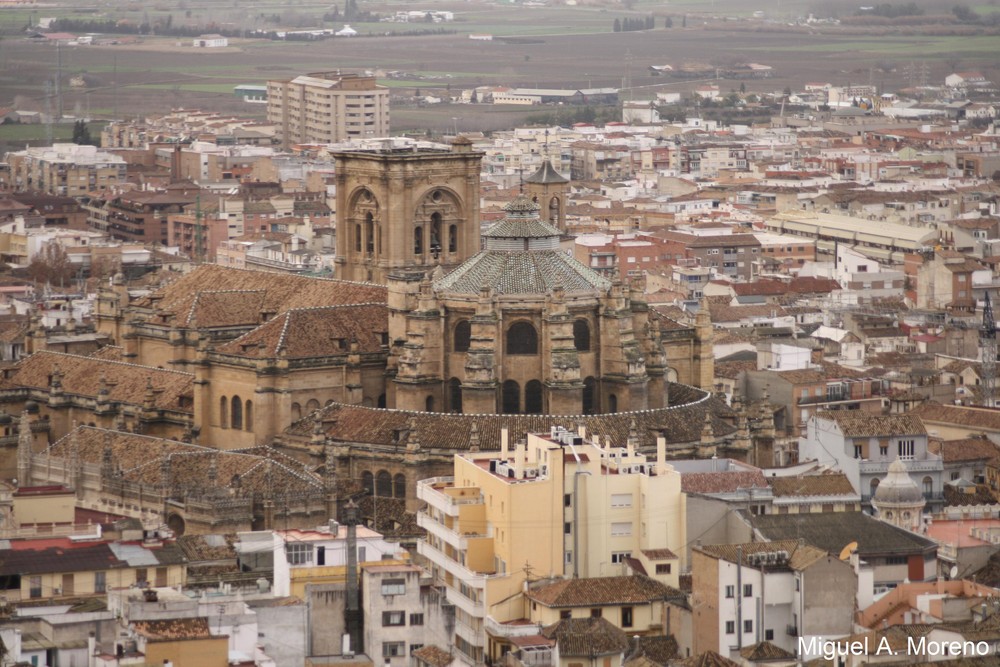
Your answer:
[334,137,483,284]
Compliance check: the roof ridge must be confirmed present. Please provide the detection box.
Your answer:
[46,424,208,455]
[25,350,196,378]
[188,263,387,290]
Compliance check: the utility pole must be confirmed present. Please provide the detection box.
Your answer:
[55,40,63,121]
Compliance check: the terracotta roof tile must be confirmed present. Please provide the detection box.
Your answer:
[818,411,926,438]
[749,512,937,557]
[928,437,1000,463]
[1,351,193,413]
[769,473,857,498]
[527,575,682,607]
[697,539,829,571]
[678,651,742,667]
[541,617,629,657]
[681,470,768,495]
[911,402,1000,432]
[134,618,213,641]
[739,641,796,661]
[413,645,453,667]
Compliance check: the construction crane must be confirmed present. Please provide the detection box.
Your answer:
[981,292,996,408]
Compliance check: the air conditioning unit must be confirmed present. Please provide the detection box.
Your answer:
[524,469,537,479]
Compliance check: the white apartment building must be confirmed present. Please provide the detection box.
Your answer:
[267,72,389,147]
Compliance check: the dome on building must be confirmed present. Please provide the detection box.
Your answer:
[524,159,568,185]
[433,194,610,295]
[873,458,924,505]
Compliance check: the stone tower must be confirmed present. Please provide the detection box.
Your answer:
[334,137,483,284]
[524,159,570,232]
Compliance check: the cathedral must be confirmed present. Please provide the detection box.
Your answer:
[2,138,736,532]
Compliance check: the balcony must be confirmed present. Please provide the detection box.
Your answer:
[446,583,485,618]
[417,511,490,551]
[417,537,493,589]
[485,616,543,639]
[787,625,798,636]
[859,458,942,474]
[417,476,483,517]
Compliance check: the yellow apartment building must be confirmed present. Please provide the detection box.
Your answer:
[416,426,686,664]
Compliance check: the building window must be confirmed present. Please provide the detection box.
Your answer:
[610,494,633,508]
[854,445,862,459]
[286,543,313,566]
[566,551,573,564]
[219,396,228,429]
[590,608,602,618]
[525,380,543,414]
[656,563,672,574]
[898,439,915,459]
[765,629,774,640]
[611,551,631,564]
[382,611,405,626]
[726,621,735,634]
[231,395,243,430]
[725,585,735,598]
[376,471,392,497]
[410,644,424,656]
[29,576,42,599]
[880,445,888,457]
[507,321,538,355]
[564,494,572,507]
[414,227,423,255]
[453,320,471,353]
[744,584,752,597]
[622,607,633,627]
[383,642,406,658]
[582,377,596,415]
[573,319,591,352]
[382,578,405,596]
[565,522,572,534]
[611,522,632,537]
[94,571,106,593]
[560,610,571,619]
[744,620,753,633]
[502,380,521,414]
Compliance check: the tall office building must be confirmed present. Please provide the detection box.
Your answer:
[267,72,389,147]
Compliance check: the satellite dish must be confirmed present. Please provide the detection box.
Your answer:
[839,541,859,560]
[949,565,958,580]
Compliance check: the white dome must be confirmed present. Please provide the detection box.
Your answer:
[873,458,924,505]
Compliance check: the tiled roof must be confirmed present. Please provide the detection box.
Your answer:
[0,351,193,413]
[681,470,768,495]
[769,473,857,497]
[714,360,757,380]
[541,617,629,657]
[287,386,735,450]
[697,539,828,571]
[524,160,569,185]
[911,402,1000,432]
[134,618,213,641]
[412,645,453,667]
[641,548,677,560]
[527,575,682,607]
[739,641,796,661]
[634,636,679,665]
[0,542,125,576]
[818,411,926,437]
[45,426,323,498]
[749,512,937,557]
[708,303,787,323]
[678,651,741,667]
[133,264,386,328]
[89,346,124,361]
[434,250,610,295]
[214,304,388,359]
[928,436,1000,463]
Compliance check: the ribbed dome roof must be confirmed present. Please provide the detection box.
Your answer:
[873,458,925,505]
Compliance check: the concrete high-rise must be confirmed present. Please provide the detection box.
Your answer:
[267,72,389,147]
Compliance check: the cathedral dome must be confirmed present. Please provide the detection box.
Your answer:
[433,194,610,295]
[873,458,924,505]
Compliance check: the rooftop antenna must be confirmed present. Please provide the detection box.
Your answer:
[518,168,524,194]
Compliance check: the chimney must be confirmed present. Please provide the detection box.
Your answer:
[501,427,509,460]
[514,440,526,479]
[656,436,666,474]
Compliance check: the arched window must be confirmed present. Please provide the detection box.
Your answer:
[414,226,423,255]
[549,196,560,224]
[525,380,543,414]
[454,320,471,353]
[220,396,228,428]
[377,394,386,408]
[502,380,520,414]
[922,476,933,498]
[291,402,302,421]
[393,473,406,498]
[306,399,320,413]
[573,319,590,352]
[448,224,457,253]
[449,378,463,413]
[231,395,243,430]
[425,395,435,412]
[362,471,374,495]
[506,321,538,355]
[430,212,442,253]
[244,399,253,432]
[870,478,879,498]
[376,470,392,497]
[583,377,596,415]
[354,224,361,252]
[365,212,374,254]
[608,393,618,414]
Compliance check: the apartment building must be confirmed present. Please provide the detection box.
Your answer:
[416,426,686,665]
[267,72,389,147]
[6,144,127,197]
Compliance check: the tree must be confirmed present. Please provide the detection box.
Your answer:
[27,242,75,287]
[740,82,746,93]
[613,18,621,31]
[72,120,93,146]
